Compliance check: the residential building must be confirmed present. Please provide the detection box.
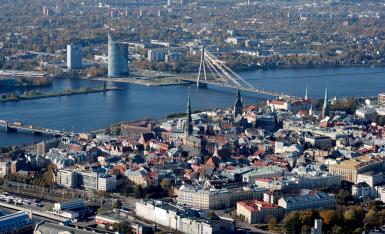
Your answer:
[0,161,10,177]
[67,44,82,69]
[226,37,247,45]
[379,93,385,106]
[98,175,117,192]
[352,182,373,199]
[36,139,59,156]
[57,169,78,188]
[125,168,148,186]
[236,200,284,224]
[79,171,99,190]
[177,185,266,210]
[378,186,385,203]
[147,49,166,62]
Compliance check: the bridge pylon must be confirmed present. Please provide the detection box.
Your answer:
[197,46,207,88]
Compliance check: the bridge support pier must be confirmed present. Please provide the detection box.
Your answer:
[196,81,207,88]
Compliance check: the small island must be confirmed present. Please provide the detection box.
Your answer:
[0,86,123,103]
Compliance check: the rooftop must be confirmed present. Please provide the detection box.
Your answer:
[237,200,279,212]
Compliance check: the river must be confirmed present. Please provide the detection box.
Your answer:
[1,66,384,147]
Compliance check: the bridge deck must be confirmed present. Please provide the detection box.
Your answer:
[0,120,67,136]
[178,77,294,99]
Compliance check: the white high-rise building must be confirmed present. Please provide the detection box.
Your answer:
[67,44,82,69]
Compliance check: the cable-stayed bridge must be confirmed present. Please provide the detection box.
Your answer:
[179,47,295,99]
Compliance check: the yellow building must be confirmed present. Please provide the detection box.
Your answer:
[329,156,385,183]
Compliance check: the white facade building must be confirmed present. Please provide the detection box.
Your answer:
[136,200,235,234]
[67,44,82,69]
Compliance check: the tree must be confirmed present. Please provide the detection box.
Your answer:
[207,210,218,220]
[267,216,277,232]
[112,221,132,234]
[363,209,379,229]
[284,211,301,234]
[299,209,316,227]
[112,199,122,209]
[336,189,352,204]
[122,183,133,196]
[343,208,356,223]
[319,210,337,231]
[160,178,171,193]
[134,185,144,199]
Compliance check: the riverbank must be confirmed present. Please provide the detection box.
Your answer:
[0,86,123,103]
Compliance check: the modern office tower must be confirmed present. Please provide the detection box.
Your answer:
[67,44,82,69]
[108,34,129,78]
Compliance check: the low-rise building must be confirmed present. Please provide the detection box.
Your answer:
[136,200,235,234]
[53,199,85,212]
[304,135,333,148]
[236,200,284,224]
[177,185,266,210]
[352,182,373,199]
[378,93,385,106]
[278,192,336,212]
[0,161,10,177]
[125,168,149,186]
[242,166,284,183]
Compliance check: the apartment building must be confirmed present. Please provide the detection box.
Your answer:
[177,185,266,210]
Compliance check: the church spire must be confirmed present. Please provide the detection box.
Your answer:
[305,83,308,101]
[184,90,193,139]
[322,84,329,118]
[234,89,243,118]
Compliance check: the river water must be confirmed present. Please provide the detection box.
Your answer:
[1,66,385,147]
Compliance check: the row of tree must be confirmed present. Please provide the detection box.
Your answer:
[283,201,385,234]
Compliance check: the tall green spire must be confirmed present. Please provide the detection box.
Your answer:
[322,84,329,118]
